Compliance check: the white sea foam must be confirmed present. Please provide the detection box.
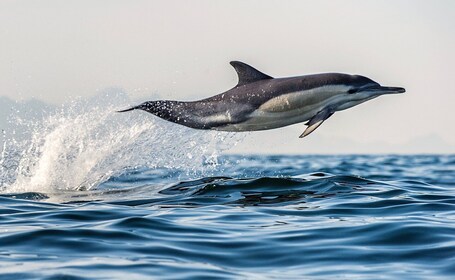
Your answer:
[0,91,242,194]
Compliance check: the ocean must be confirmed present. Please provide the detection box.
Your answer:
[0,97,454,279]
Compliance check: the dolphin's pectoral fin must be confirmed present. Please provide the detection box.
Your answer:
[299,109,333,138]
[230,61,273,87]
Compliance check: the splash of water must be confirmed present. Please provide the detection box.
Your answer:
[0,92,243,194]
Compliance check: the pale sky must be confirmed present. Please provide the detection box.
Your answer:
[0,0,454,153]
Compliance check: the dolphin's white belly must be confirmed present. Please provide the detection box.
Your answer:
[213,88,345,131]
[219,108,315,131]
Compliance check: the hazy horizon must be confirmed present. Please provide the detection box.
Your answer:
[1,0,454,154]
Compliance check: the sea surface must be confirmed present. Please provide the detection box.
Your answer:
[0,96,454,279]
[0,155,454,279]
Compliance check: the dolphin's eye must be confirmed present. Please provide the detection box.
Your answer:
[348,88,358,94]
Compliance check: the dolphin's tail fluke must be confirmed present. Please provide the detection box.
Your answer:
[117,106,138,113]
[117,101,179,115]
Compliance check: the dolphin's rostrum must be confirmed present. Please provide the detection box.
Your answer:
[119,61,405,138]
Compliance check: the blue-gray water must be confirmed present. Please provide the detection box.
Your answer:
[1,154,454,279]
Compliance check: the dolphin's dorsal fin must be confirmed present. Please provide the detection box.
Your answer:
[230,61,273,87]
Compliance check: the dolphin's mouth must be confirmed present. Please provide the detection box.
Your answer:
[362,85,406,95]
[379,86,406,94]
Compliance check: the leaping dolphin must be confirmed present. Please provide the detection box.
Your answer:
[119,61,405,138]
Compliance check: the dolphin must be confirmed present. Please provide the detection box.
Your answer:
[119,61,405,138]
